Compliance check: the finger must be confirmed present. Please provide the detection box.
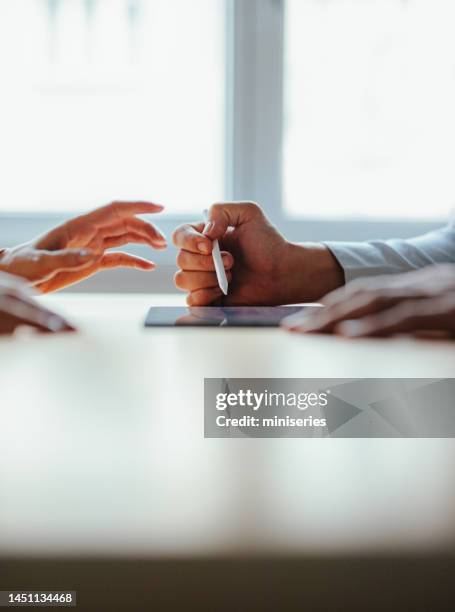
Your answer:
[281,308,312,331]
[93,217,167,248]
[298,292,404,333]
[187,287,224,307]
[336,299,455,338]
[174,270,232,292]
[176,250,234,272]
[45,203,166,249]
[35,249,101,283]
[172,222,212,255]
[34,253,155,293]
[204,201,263,241]
[34,263,104,293]
[99,252,156,271]
[90,201,164,221]
[0,271,33,293]
[321,285,355,307]
[322,275,407,307]
[321,279,376,307]
[102,231,166,251]
[0,283,38,303]
[0,295,74,334]
[112,200,164,215]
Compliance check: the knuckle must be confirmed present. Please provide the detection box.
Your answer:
[188,291,206,306]
[322,304,341,322]
[197,290,211,306]
[349,279,369,293]
[172,225,184,246]
[246,201,261,215]
[175,250,186,269]
[394,301,418,321]
[173,271,185,290]
[209,203,223,216]
[188,290,205,307]
[110,201,121,217]
[368,293,388,308]
[202,255,214,271]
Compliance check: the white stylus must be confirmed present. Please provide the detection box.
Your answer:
[203,209,229,296]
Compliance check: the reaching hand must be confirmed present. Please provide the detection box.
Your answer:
[0,201,167,293]
[173,201,343,306]
[283,264,455,338]
[0,272,74,335]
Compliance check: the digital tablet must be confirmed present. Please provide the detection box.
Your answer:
[144,306,312,328]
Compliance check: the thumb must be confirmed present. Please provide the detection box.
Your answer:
[204,202,263,240]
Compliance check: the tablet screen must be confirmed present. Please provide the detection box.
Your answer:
[144,306,310,327]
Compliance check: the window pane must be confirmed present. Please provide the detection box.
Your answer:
[0,0,225,213]
[284,0,455,221]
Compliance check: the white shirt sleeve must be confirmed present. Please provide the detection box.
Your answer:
[324,223,455,283]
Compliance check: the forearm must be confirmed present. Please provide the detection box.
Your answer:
[324,224,455,283]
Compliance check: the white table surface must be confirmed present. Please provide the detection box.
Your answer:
[1,293,455,559]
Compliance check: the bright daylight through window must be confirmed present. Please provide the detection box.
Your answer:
[0,0,225,214]
[284,0,455,221]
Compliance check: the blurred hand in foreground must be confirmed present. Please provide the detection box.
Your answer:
[0,201,167,293]
[282,264,455,338]
[0,272,74,335]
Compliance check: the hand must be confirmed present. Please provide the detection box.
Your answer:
[283,264,455,338]
[0,201,167,293]
[0,272,74,335]
[173,202,344,306]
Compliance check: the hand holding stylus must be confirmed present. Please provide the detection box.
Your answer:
[173,202,343,306]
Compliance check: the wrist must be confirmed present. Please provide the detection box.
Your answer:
[282,242,345,303]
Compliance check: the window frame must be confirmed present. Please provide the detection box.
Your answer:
[0,0,443,292]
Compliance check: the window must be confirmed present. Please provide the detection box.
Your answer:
[0,0,449,270]
[283,0,455,221]
[0,0,225,214]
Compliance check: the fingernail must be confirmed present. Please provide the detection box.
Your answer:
[222,254,231,268]
[198,241,211,254]
[293,316,315,330]
[301,323,321,332]
[338,321,365,337]
[47,315,67,332]
[203,222,213,236]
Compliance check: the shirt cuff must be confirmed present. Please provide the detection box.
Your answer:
[323,241,405,284]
